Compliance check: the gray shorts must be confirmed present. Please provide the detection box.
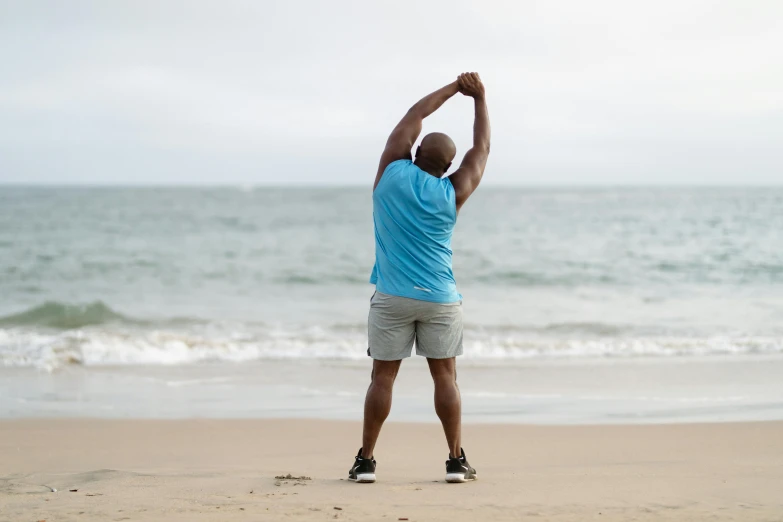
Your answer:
[367,291,463,361]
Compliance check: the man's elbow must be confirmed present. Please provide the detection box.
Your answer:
[406,104,425,119]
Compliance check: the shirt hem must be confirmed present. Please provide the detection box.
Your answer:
[372,283,462,304]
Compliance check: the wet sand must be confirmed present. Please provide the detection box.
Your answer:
[5,355,783,423]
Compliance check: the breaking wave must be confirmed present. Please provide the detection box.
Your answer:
[1,323,781,371]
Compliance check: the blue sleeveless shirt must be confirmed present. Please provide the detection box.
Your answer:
[370,159,461,303]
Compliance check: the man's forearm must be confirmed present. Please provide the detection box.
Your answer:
[407,81,459,119]
[472,97,490,151]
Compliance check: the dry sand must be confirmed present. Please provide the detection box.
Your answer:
[1,419,782,521]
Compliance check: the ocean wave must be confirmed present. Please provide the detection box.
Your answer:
[0,301,213,330]
[0,301,137,329]
[0,327,367,370]
[1,325,781,371]
[0,302,637,337]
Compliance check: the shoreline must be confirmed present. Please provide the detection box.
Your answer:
[2,418,782,521]
[4,355,783,424]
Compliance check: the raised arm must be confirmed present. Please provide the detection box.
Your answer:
[374,80,460,190]
[448,73,491,211]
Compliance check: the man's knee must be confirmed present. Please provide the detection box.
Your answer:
[427,357,457,382]
[371,360,401,385]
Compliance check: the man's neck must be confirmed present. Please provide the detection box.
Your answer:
[413,159,443,178]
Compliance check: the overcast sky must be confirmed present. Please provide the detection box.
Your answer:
[1,0,781,185]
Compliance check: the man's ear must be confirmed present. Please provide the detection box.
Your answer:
[415,146,421,159]
[443,161,452,174]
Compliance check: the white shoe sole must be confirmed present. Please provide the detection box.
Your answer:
[349,473,376,483]
[445,473,477,483]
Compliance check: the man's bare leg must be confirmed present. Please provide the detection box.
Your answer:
[361,359,402,458]
[427,357,461,457]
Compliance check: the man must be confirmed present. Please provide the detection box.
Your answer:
[348,73,490,484]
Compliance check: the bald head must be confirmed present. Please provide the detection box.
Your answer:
[415,132,457,176]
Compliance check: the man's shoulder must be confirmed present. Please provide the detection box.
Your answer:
[376,160,415,191]
[385,159,414,173]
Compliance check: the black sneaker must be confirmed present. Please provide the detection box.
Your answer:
[445,448,477,483]
[348,448,376,483]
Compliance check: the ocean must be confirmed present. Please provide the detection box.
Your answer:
[2,186,782,423]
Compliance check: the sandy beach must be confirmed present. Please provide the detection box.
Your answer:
[2,419,781,521]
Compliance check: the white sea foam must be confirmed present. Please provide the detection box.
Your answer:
[1,326,782,371]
